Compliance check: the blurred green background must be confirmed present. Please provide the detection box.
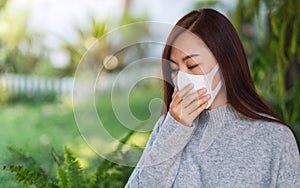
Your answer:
[0,0,299,187]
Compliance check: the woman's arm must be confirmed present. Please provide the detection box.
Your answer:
[276,127,300,187]
[125,112,197,188]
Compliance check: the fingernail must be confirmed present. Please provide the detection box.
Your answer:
[198,89,205,94]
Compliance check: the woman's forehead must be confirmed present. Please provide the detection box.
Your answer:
[171,32,208,57]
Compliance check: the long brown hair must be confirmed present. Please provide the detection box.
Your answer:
[162,8,296,137]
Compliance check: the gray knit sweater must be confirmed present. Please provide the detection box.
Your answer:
[125,104,300,188]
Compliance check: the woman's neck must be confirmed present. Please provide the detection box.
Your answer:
[208,86,227,110]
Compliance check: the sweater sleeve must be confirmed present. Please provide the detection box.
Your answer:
[125,112,197,188]
[276,127,300,188]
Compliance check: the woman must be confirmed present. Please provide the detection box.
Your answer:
[125,8,299,187]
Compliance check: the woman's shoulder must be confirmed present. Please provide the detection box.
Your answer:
[257,120,294,137]
[251,119,298,149]
[236,116,294,139]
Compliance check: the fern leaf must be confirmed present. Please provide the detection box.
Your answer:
[4,165,57,188]
[57,165,69,188]
[64,147,85,188]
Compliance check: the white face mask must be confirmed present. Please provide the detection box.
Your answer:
[172,64,222,109]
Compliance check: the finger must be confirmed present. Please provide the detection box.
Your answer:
[182,88,207,108]
[177,83,194,99]
[181,88,207,108]
[173,84,194,104]
[185,94,210,115]
[184,99,202,114]
[197,88,207,98]
[185,93,210,113]
[172,87,178,99]
[188,102,208,118]
[198,94,211,105]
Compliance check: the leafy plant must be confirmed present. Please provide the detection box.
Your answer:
[3,146,134,188]
[3,146,57,187]
[231,0,300,143]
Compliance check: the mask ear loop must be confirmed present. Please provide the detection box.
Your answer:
[211,81,222,98]
[207,64,222,99]
[206,64,220,80]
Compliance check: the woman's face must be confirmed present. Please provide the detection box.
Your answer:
[169,31,219,80]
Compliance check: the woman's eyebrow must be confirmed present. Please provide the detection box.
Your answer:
[169,59,178,65]
[182,54,200,62]
[169,54,200,64]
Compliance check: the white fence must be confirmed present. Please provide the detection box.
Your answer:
[0,74,74,96]
[0,65,162,97]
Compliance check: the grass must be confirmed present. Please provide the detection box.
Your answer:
[0,85,163,187]
[0,102,80,187]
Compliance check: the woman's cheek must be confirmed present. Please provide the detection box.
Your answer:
[171,72,176,80]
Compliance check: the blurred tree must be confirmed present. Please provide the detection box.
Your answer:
[0,0,150,77]
[0,0,52,76]
[0,0,8,11]
[57,0,149,76]
[232,0,300,130]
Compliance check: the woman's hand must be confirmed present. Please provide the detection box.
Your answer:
[169,84,211,126]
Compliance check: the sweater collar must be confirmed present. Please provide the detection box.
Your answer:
[201,103,242,123]
[197,103,242,152]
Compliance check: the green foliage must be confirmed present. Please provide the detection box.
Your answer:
[8,91,57,104]
[0,89,161,186]
[0,78,10,104]
[0,0,9,9]
[87,159,133,188]
[3,147,57,188]
[3,165,56,188]
[57,147,85,188]
[233,0,300,129]
[0,1,53,76]
[0,0,149,77]
[194,0,219,8]
[3,146,134,188]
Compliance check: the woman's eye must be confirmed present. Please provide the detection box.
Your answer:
[188,64,199,69]
[171,69,179,73]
